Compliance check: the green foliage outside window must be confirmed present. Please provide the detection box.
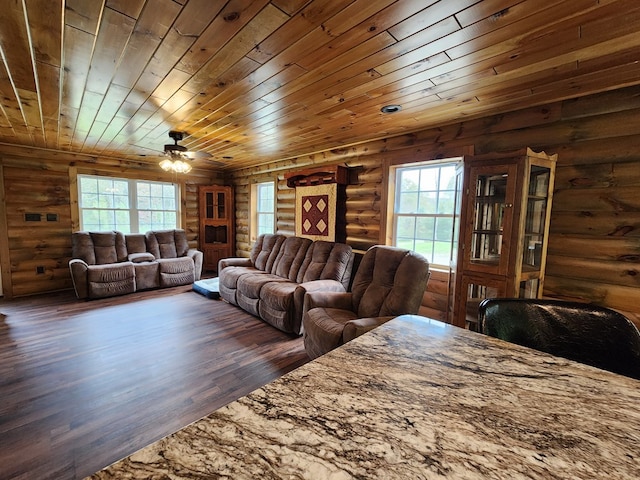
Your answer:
[78,175,179,233]
[394,163,460,267]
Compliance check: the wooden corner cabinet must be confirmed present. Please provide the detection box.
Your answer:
[199,185,234,273]
[452,148,557,330]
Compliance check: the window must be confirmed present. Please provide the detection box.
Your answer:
[391,160,461,267]
[251,181,275,240]
[78,175,179,233]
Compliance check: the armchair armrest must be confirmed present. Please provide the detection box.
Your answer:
[342,316,395,343]
[293,280,347,333]
[69,258,89,299]
[303,290,353,314]
[298,279,346,295]
[218,257,253,271]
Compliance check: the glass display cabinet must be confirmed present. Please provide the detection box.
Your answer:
[452,148,557,329]
[199,185,234,272]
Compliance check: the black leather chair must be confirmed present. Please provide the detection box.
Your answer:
[478,298,640,380]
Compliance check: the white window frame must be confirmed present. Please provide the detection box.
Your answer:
[250,180,276,241]
[78,174,180,233]
[389,159,462,268]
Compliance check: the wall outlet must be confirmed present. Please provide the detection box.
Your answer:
[36,266,45,274]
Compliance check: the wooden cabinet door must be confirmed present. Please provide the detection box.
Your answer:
[461,162,518,276]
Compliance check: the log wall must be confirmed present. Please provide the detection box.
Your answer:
[228,84,640,325]
[0,147,222,298]
[1,85,639,327]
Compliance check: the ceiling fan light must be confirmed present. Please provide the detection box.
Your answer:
[159,159,174,171]
[174,160,192,173]
[159,158,192,173]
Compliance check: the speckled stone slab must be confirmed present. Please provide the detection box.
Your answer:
[88,315,640,479]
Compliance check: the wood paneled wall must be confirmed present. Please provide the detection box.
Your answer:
[1,85,639,326]
[229,84,640,324]
[0,147,222,298]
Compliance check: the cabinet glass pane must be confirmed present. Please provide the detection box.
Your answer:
[519,279,540,298]
[522,166,550,271]
[205,192,214,219]
[216,192,226,219]
[465,282,503,331]
[470,173,508,266]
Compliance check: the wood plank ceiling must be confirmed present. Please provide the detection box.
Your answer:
[0,0,639,170]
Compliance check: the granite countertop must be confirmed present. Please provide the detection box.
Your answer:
[89,315,640,479]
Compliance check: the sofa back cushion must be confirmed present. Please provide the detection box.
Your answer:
[299,241,353,288]
[72,231,128,265]
[145,229,189,259]
[272,236,312,280]
[250,234,285,271]
[125,233,147,254]
[352,246,430,318]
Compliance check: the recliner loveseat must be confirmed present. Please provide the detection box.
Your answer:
[218,234,354,335]
[69,229,203,299]
[302,245,430,359]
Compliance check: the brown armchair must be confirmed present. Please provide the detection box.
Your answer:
[302,245,430,359]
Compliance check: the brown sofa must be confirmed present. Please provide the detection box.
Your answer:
[69,229,203,299]
[218,234,354,335]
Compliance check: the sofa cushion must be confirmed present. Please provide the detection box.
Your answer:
[236,274,289,317]
[157,257,194,287]
[133,261,159,290]
[250,234,285,272]
[72,231,128,265]
[72,232,97,264]
[219,266,262,289]
[237,273,287,300]
[272,236,312,279]
[299,241,353,288]
[258,281,298,334]
[92,231,128,265]
[219,266,267,306]
[129,252,155,263]
[145,229,190,259]
[125,233,147,254]
[87,262,136,298]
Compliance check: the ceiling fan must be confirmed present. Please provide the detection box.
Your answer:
[160,131,212,173]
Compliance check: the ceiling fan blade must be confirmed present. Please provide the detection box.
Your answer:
[183,150,212,159]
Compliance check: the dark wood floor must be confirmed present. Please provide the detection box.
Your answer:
[0,286,309,480]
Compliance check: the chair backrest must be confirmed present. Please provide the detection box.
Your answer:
[71,231,128,265]
[479,298,640,380]
[351,245,430,318]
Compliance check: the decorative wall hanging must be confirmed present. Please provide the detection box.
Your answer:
[285,165,349,243]
[295,183,337,241]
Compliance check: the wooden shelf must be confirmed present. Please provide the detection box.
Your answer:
[284,165,349,188]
